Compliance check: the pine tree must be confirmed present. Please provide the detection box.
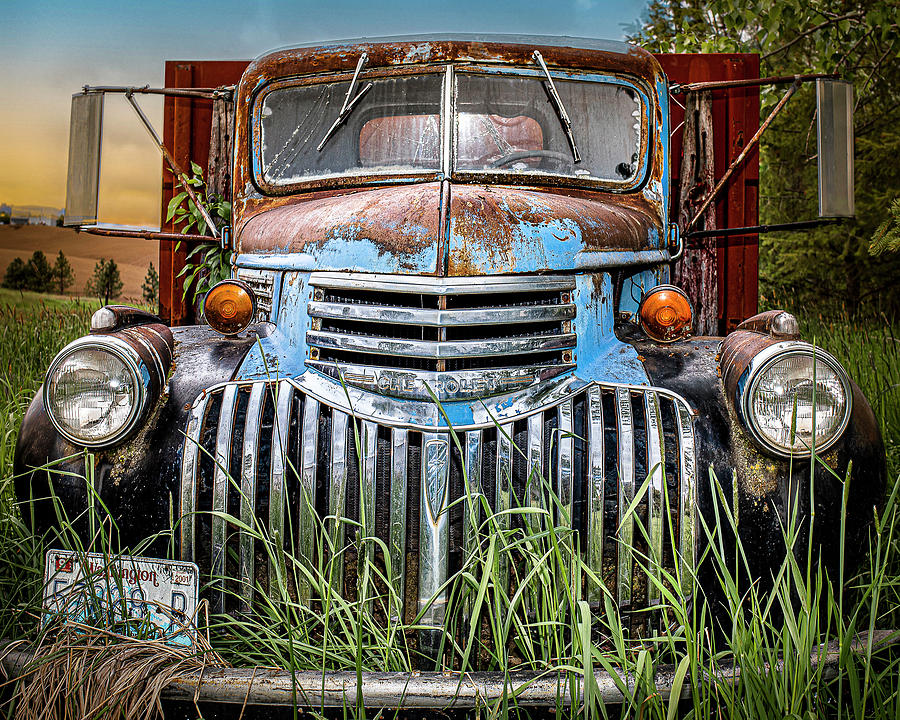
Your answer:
[25,251,54,293]
[86,258,124,306]
[51,250,75,295]
[142,262,159,309]
[2,257,28,290]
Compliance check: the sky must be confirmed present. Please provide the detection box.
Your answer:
[1,0,649,227]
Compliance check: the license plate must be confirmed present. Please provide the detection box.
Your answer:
[43,550,199,646]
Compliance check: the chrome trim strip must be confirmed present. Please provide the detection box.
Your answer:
[419,433,450,628]
[389,427,408,610]
[307,302,576,327]
[297,396,320,603]
[268,381,293,596]
[676,403,697,595]
[211,383,238,614]
[556,400,574,531]
[240,382,265,611]
[121,328,166,386]
[462,429,482,618]
[586,386,605,603]
[525,413,543,532]
[463,429,483,558]
[329,411,349,596]
[179,391,211,563]
[309,272,576,295]
[615,388,634,610]
[644,391,665,614]
[496,423,514,592]
[141,325,173,366]
[308,362,575,403]
[361,421,378,573]
[307,331,576,358]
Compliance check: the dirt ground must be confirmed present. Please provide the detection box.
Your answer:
[0,225,158,302]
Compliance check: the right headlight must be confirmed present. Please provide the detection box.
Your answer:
[44,337,149,447]
[740,342,852,457]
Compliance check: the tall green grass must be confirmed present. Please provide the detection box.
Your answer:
[1,298,899,718]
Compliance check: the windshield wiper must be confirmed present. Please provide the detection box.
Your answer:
[317,52,372,152]
[532,50,580,164]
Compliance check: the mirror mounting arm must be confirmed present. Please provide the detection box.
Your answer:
[686,79,800,232]
[124,90,220,241]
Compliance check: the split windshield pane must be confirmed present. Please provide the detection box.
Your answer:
[454,73,644,182]
[259,74,443,185]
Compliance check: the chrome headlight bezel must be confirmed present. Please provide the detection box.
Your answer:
[44,336,150,448]
[739,341,852,458]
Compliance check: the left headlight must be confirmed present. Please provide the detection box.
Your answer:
[45,337,149,447]
[740,342,852,457]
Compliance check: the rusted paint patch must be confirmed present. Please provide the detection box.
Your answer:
[447,185,661,275]
[240,183,441,262]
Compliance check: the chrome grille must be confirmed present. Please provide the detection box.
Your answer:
[306,273,577,398]
[179,379,697,628]
[236,268,275,322]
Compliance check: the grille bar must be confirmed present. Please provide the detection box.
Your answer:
[240,382,265,612]
[495,423,514,592]
[525,414,543,533]
[329,411,349,595]
[644,392,665,619]
[308,302,576,327]
[419,434,450,631]
[309,272,576,295]
[179,379,697,634]
[585,386,605,603]
[615,388,635,610]
[676,404,697,594]
[308,331,576,359]
[180,393,209,563]
[389,428,409,612]
[269,381,293,596]
[556,400,574,533]
[211,384,239,614]
[361,421,378,579]
[462,429,483,619]
[298,398,320,603]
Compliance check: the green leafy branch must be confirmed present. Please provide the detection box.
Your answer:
[166,163,233,302]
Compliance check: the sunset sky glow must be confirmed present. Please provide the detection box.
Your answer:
[2,0,647,227]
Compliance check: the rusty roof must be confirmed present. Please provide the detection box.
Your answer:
[240,34,662,88]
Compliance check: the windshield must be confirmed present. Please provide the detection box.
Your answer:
[255,68,647,189]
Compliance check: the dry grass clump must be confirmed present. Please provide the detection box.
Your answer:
[4,615,225,720]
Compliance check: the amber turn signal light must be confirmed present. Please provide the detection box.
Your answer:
[638,285,693,343]
[203,280,256,336]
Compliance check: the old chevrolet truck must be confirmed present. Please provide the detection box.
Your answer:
[13,34,886,700]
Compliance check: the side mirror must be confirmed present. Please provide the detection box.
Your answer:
[64,93,104,227]
[817,79,854,218]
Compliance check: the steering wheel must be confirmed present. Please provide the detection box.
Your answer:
[488,149,573,169]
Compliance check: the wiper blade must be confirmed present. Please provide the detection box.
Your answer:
[317,52,372,152]
[533,50,580,164]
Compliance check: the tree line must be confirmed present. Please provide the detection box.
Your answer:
[628,0,900,317]
[2,251,159,308]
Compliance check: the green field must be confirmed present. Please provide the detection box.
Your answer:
[1,294,898,718]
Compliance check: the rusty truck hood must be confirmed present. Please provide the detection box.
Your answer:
[238,182,663,274]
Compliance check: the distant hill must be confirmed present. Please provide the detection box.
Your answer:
[0,225,158,301]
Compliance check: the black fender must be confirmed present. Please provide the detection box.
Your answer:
[14,325,262,554]
[631,335,886,622]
